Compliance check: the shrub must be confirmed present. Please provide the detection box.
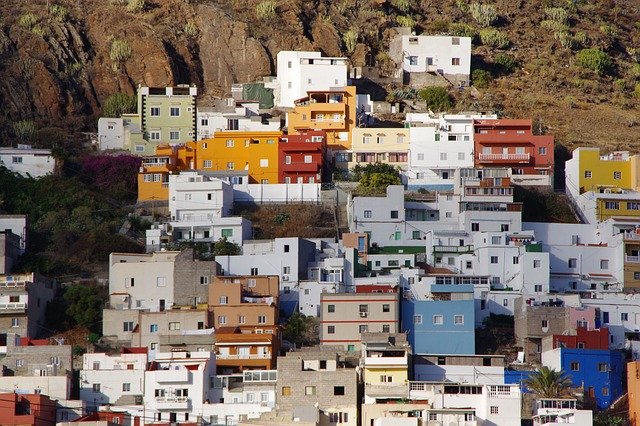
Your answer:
[494,53,518,72]
[576,48,613,75]
[183,21,198,38]
[544,7,568,23]
[472,69,492,88]
[573,31,588,47]
[19,13,38,29]
[431,20,449,33]
[256,1,276,20]
[418,86,453,112]
[49,4,69,22]
[102,92,136,117]
[126,0,146,13]
[449,23,476,40]
[600,24,617,38]
[455,0,469,12]
[13,120,36,143]
[392,0,410,13]
[554,31,574,49]
[470,3,497,27]
[480,28,509,49]
[630,63,640,78]
[110,39,132,66]
[396,15,415,29]
[635,83,640,97]
[31,26,45,37]
[541,20,568,33]
[342,29,357,54]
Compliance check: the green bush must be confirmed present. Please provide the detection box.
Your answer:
[103,92,136,117]
[494,53,519,72]
[126,0,146,12]
[49,4,69,22]
[576,48,613,75]
[13,120,36,143]
[630,63,640,78]
[472,69,492,88]
[449,23,476,40]
[554,31,574,48]
[470,3,497,27]
[392,0,410,13]
[600,24,617,38]
[431,20,450,33]
[635,83,640,98]
[256,1,276,20]
[480,28,509,49]
[418,86,453,112]
[342,29,358,54]
[396,15,415,28]
[31,26,45,37]
[541,20,568,33]
[573,31,588,47]
[544,7,568,23]
[110,39,132,70]
[19,13,38,29]
[183,21,198,38]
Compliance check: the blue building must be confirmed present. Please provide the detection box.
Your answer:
[542,348,624,409]
[401,284,475,354]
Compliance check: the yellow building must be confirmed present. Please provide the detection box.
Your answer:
[348,128,411,171]
[567,147,640,195]
[192,131,281,184]
[137,144,195,202]
[287,86,357,152]
[361,333,410,387]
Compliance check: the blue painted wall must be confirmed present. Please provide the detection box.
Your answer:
[505,369,536,393]
[402,295,475,355]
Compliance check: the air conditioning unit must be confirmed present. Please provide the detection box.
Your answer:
[360,312,368,318]
[282,275,290,282]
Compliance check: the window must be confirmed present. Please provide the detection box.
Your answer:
[248,278,256,287]
[454,315,464,325]
[283,286,290,294]
[452,37,460,45]
[409,56,418,65]
[359,324,368,333]
[170,107,180,117]
[503,299,509,307]
[605,201,619,210]
[200,276,209,285]
[602,387,609,396]
[364,210,372,218]
[304,155,312,163]
[169,131,180,140]
[458,152,465,160]
[125,277,134,288]
[433,315,444,325]
[382,324,390,332]
[622,312,629,321]
[382,304,390,313]
[327,325,335,334]
[628,202,640,210]
[260,159,269,167]
[305,386,316,395]
[513,256,519,265]
[535,284,543,292]
[123,383,131,392]
[542,320,549,328]
[568,258,577,268]
[614,171,621,179]
[452,57,460,66]
[490,406,499,415]
[491,236,501,245]
[258,315,266,324]
[417,153,425,161]
[203,160,212,168]
[221,228,233,238]
[440,152,447,161]
[93,384,101,393]
[600,259,609,269]
[413,314,423,324]
[226,162,234,170]
[490,256,499,264]
[471,223,479,231]
[380,375,393,383]
[466,261,472,269]
[150,107,160,116]
[219,296,228,305]
[16,359,23,367]
[390,210,399,219]
[533,260,541,268]
[150,342,157,350]
[150,324,158,333]
[135,145,144,152]
[327,304,335,313]
[238,315,246,324]
[218,316,227,325]
[281,386,291,396]
[251,267,259,276]
[169,322,180,330]
[156,276,166,287]
[123,321,134,332]
[570,362,580,371]
[333,386,345,395]
[598,363,608,372]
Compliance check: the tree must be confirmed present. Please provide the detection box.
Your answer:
[524,366,573,398]
[63,283,106,333]
[102,92,136,117]
[212,237,242,256]
[352,163,402,192]
[283,312,319,347]
[418,87,454,112]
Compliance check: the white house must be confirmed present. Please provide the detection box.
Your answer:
[144,350,219,424]
[79,350,148,409]
[390,33,472,88]
[0,214,28,253]
[275,51,349,108]
[98,117,126,150]
[0,145,55,178]
[197,101,280,140]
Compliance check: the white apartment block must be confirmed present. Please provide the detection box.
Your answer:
[79,350,148,409]
[580,293,640,350]
[405,113,496,189]
[390,33,472,87]
[0,145,55,178]
[276,51,348,108]
[197,101,280,140]
[98,117,126,150]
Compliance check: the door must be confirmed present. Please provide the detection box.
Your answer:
[159,299,165,312]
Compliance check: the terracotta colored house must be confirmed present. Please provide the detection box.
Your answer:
[278,130,326,184]
[0,393,56,426]
[214,326,279,374]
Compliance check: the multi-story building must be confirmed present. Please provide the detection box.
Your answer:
[276,347,358,426]
[168,171,252,245]
[0,393,57,425]
[361,333,410,402]
[192,131,281,184]
[474,119,554,186]
[278,130,325,184]
[628,361,640,426]
[137,144,196,202]
[214,328,279,375]
[0,273,56,338]
[413,354,506,384]
[287,86,357,154]
[580,292,640,351]
[348,127,411,171]
[532,398,593,425]
[79,348,147,409]
[0,214,28,254]
[0,145,56,178]
[275,51,348,108]
[197,99,280,140]
[144,350,218,424]
[389,31,472,88]
[319,291,400,351]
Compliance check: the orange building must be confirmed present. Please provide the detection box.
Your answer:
[137,144,196,202]
[214,326,279,374]
[191,131,281,184]
[629,360,640,425]
[0,393,57,426]
[287,86,357,152]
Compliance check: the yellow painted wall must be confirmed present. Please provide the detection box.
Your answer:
[578,149,633,193]
[195,131,281,184]
[596,198,640,221]
[363,366,408,384]
[349,128,410,170]
[137,145,180,202]
[288,86,356,151]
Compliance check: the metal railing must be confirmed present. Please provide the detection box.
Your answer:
[478,153,530,161]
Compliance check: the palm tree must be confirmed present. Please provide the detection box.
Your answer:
[524,366,573,398]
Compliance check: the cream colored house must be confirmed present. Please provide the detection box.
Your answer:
[348,128,410,171]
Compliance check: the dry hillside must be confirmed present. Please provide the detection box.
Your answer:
[0,0,638,150]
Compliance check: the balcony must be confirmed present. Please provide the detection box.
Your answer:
[154,368,190,383]
[217,353,270,360]
[478,153,531,163]
[155,396,190,410]
[281,162,320,172]
[0,302,27,312]
[0,281,27,289]
[624,232,640,241]
[433,245,474,253]
[626,255,640,263]
[364,355,408,366]
[365,382,409,399]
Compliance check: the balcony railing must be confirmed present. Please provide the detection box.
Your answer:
[155,396,190,410]
[0,281,27,288]
[217,353,270,360]
[478,153,530,162]
[626,255,640,263]
[433,245,474,253]
[0,302,27,310]
[624,233,640,241]
[364,356,407,366]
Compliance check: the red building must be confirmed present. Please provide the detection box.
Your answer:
[552,327,609,350]
[473,119,554,179]
[0,393,56,426]
[278,130,325,183]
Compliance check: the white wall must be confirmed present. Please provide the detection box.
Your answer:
[401,35,471,77]
[0,215,28,253]
[233,183,321,204]
[98,118,126,150]
[0,375,70,400]
[0,147,55,178]
[169,173,234,221]
[298,281,345,317]
[79,352,147,406]
[413,364,505,385]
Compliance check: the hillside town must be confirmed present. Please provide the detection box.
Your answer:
[1,29,640,426]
